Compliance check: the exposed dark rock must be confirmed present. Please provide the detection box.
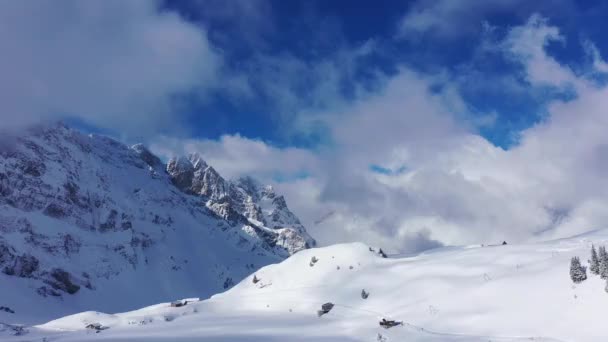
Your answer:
[272,196,288,210]
[62,234,81,255]
[131,144,162,168]
[361,289,369,299]
[167,157,194,191]
[43,203,67,219]
[194,166,227,200]
[37,286,61,297]
[0,173,10,197]
[309,256,319,267]
[317,302,334,317]
[99,210,118,232]
[21,160,45,177]
[0,306,15,314]
[130,233,154,249]
[378,248,387,258]
[86,322,109,332]
[46,268,80,294]
[63,181,80,205]
[0,322,28,336]
[0,241,16,265]
[3,254,39,278]
[379,318,403,329]
[170,300,188,307]
[208,202,244,225]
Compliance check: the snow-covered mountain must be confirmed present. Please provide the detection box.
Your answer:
[0,123,315,323]
[8,229,608,341]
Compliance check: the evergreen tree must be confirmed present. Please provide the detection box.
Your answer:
[599,246,608,279]
[590,245,600,275]
[570,256,587,283]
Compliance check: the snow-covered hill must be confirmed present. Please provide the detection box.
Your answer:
[6,229,608,341]
[0,123,314,324]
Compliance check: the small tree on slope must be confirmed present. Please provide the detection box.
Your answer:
[599,246,608,279]
[590,245,600,275]
[570,256,587,283]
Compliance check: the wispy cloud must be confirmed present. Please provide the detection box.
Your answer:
[397,0,573,39]
[0,1,222,134]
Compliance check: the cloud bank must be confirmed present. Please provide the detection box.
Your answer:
[0,1,221,133]
[4,2,608,254]
[153,15,608,253]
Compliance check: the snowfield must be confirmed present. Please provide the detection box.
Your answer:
[3,230,608,341]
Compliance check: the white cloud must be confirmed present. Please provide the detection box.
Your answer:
[398,0,578,40]
[501,14,576,88]
[0,1,222,134]
[154,15,608,254]
[398,0,573,39]
[399,0,496,38]
[151,134,321,181]
[583,40,608,74]
[10,3,605,254]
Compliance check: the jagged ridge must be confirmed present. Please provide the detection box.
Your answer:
[0,123,314,323]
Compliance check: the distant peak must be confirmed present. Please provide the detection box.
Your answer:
[170,156,193,169]
[235,176,262,192]
[130,143,146,151]
[262,185,276,198]
[188,153,208,171]
[131,144,161,168]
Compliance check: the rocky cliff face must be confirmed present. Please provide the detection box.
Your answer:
[166,154,313,255]
[0,123,314,322]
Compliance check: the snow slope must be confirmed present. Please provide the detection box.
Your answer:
[5,229,608,341]
[0,123,314,324]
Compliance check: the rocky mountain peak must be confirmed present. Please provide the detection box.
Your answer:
[234,176,260,192]
[187,153,208,171]
[0,124,315,320]
[166,156,195,190]
[260,184,278,201]
[131,144,162,168]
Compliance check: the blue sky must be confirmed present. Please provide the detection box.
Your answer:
[5,1,608,251]
[155,0,608,149]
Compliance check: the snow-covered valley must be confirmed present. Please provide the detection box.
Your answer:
[3,229,608,341]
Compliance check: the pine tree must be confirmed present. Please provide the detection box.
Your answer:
[599,246,608,279]
[570,256,587,283]
[590,245,600,275]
